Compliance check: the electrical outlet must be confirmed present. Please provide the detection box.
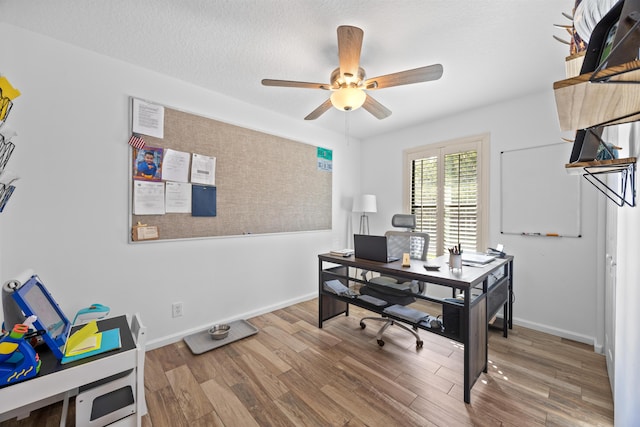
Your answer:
[172,302,183,318]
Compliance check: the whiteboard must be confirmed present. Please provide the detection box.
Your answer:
[500,144,581,237]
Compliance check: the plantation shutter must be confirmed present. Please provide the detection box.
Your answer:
[411,155,439,256]
[444,150,478,252]
[409,147,479,257]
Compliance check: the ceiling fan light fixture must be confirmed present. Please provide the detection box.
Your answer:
[330,87,366,111]
[261,26,442,120]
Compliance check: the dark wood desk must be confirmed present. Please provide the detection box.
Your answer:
[318,253,514,404]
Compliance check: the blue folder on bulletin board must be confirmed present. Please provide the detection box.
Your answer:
[192,185,217,217]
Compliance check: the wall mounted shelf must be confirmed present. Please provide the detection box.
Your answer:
[0,135,15,170]
[554,60,640,132]
[566,157,637,207]
[0,128,16,212]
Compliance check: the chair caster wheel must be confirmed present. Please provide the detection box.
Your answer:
[417,340,424,348]
[377,339,385,347]
[360,322,366,329]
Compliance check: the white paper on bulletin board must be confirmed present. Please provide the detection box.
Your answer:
[500,143,581,237]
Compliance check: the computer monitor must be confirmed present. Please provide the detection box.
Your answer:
[12,275,70,359]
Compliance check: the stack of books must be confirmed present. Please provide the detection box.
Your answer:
[330,249,353,257]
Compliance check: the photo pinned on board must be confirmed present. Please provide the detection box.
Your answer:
[133,146,163,181]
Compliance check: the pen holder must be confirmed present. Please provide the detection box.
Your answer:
[449,253,462,272]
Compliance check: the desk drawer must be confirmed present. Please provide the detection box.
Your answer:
[487,277,509,318]
[320,266,349,322]
[442,299,463,340]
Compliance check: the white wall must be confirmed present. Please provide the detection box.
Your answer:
[4,15,638,426]
[613,123,640,425]
[0,23,361,347]
[361,91,601,344]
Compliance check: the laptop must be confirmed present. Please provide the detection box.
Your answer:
[569,129,602,164]
[353,234,400,263]
[461,252,496,265]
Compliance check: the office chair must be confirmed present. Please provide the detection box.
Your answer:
[359,214,430,348]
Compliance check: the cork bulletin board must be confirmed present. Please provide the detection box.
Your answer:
[129,99,332,241]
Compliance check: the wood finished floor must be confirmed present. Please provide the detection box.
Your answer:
[1,298,613,426]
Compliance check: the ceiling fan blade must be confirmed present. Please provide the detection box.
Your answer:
[337,26,364,78]
[362,94,392,119]
[262,79,331,90]
[304,99,333,120]
[364,64,443,90]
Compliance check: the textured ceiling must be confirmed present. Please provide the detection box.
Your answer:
[1,0,575,139]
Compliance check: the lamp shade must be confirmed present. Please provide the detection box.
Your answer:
[330,87,366,111]
[352,194,377,213]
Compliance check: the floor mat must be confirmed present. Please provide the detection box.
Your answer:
[184,319,258,355]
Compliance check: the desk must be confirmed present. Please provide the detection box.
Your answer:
[318,253,514,404]
[0,315,145,426]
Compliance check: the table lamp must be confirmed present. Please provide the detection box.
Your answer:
[353,194,377,235]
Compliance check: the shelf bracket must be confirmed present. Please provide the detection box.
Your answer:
[583,161,636,207]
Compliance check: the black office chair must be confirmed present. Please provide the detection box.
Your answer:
[359,214,430,348]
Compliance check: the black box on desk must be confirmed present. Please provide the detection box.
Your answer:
[443,298,463,337]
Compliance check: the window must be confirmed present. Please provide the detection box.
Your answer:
[404,134,489,257]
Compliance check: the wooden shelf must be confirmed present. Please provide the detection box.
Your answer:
[565,157,636,207]
[565,156,638,174]
[554,61,640,131]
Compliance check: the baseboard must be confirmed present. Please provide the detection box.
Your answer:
[513,317,595,347]
[146,298,601,353]
[146,292,317,350]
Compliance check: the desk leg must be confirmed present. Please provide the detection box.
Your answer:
[483,279,489,374]
[463,292,471,404]
[318,258,325,328]
[502,301,508,338]
[464,291,488,404]
[508,259,514,330]
[59,390,72,427]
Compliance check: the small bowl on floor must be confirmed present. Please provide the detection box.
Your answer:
[208,324,231,340]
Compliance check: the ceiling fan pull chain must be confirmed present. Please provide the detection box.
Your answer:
[344,112,350,146]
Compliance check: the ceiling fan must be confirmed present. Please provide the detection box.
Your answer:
[261,25,443,120]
